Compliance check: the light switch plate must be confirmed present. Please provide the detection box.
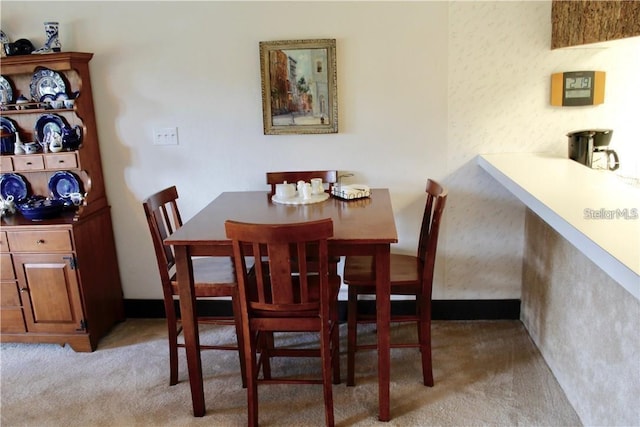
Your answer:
[153,127,179,145]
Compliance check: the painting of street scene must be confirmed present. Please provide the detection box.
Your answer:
[260,39,337,134]
[269,47,329,126]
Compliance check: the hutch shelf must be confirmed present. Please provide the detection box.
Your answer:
[0,52,124,352]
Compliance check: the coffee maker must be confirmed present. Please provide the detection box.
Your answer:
[567,129,619,171]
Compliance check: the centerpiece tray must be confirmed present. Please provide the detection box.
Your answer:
[271,192,330,205]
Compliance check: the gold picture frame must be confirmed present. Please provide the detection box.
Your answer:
[260,39,338,135]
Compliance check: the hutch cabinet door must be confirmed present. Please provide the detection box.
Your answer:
[1,253,26,333]
[12,253,85,334]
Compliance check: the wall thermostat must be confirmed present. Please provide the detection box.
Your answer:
[551,71,605,106]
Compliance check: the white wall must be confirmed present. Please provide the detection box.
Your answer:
[2,2,638,302]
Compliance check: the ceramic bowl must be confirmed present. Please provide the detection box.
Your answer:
[18,198,65,220]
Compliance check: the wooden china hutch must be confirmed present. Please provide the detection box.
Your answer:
[0,52,124,351]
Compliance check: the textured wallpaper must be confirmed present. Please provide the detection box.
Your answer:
[441,1,640,299]
[522,209,640,425]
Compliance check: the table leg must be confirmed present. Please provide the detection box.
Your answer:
[174,246,206,417]
[375,244,391,421]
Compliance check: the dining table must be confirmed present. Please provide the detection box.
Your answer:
[164,188,398,421]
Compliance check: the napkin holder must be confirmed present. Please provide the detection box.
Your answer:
[331,184,371,200]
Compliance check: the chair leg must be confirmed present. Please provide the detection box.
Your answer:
[257,331,274,380]
[246,330,259,427]
[321,319,336,427]
[331,305,340,385]
[346,286,358,386]
[166,304,179,386]
[232,293,248,388]
[329,261,338,276]
[418,299,434,387]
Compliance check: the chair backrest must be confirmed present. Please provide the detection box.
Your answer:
[225,219,334,316]
[417,179,448,295]
[142,186,183,297]
[266,170,338,195]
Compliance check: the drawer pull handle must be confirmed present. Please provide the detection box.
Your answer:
[36,239,45,245]
[20,287,28,292]
[26,162,33,165]
[59,160,65,163]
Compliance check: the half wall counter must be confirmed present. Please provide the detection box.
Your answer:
[478,152,639,301]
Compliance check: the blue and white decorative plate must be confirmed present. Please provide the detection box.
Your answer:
[0,75,13,105]
[0,173,28,202]
[0,116,17,154]
[30,68,66,102]
[34,113,65,144]
[48,171,81,199]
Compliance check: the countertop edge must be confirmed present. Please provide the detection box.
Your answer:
[477,153,639,301]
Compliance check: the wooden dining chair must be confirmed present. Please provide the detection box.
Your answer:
[225,218,341,427]
[142,186,246,387]
[266,170,340,276]
[266,170,338,195]
[343,179,447,387]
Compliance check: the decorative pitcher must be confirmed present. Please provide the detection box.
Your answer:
[33,22,61,54]
[61,125,82,150]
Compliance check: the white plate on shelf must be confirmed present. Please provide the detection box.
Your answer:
[272,192,330,205]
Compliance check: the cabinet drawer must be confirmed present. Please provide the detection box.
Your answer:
[12,155,45,171]
[7,230,73,252]
[0,231,8,252]
[1,308,26,333]
[0,156,13,172]
[1,281,20,306]
[1,254,14,280]
[45,152,78,170]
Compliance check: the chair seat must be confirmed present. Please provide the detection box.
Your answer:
[170,257,238,296]
[344,254,421,292]
[250,274,341,318]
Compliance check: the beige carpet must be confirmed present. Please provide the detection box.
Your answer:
[0,319,581,426]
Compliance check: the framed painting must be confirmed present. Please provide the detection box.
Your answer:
[260,39,338,135]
